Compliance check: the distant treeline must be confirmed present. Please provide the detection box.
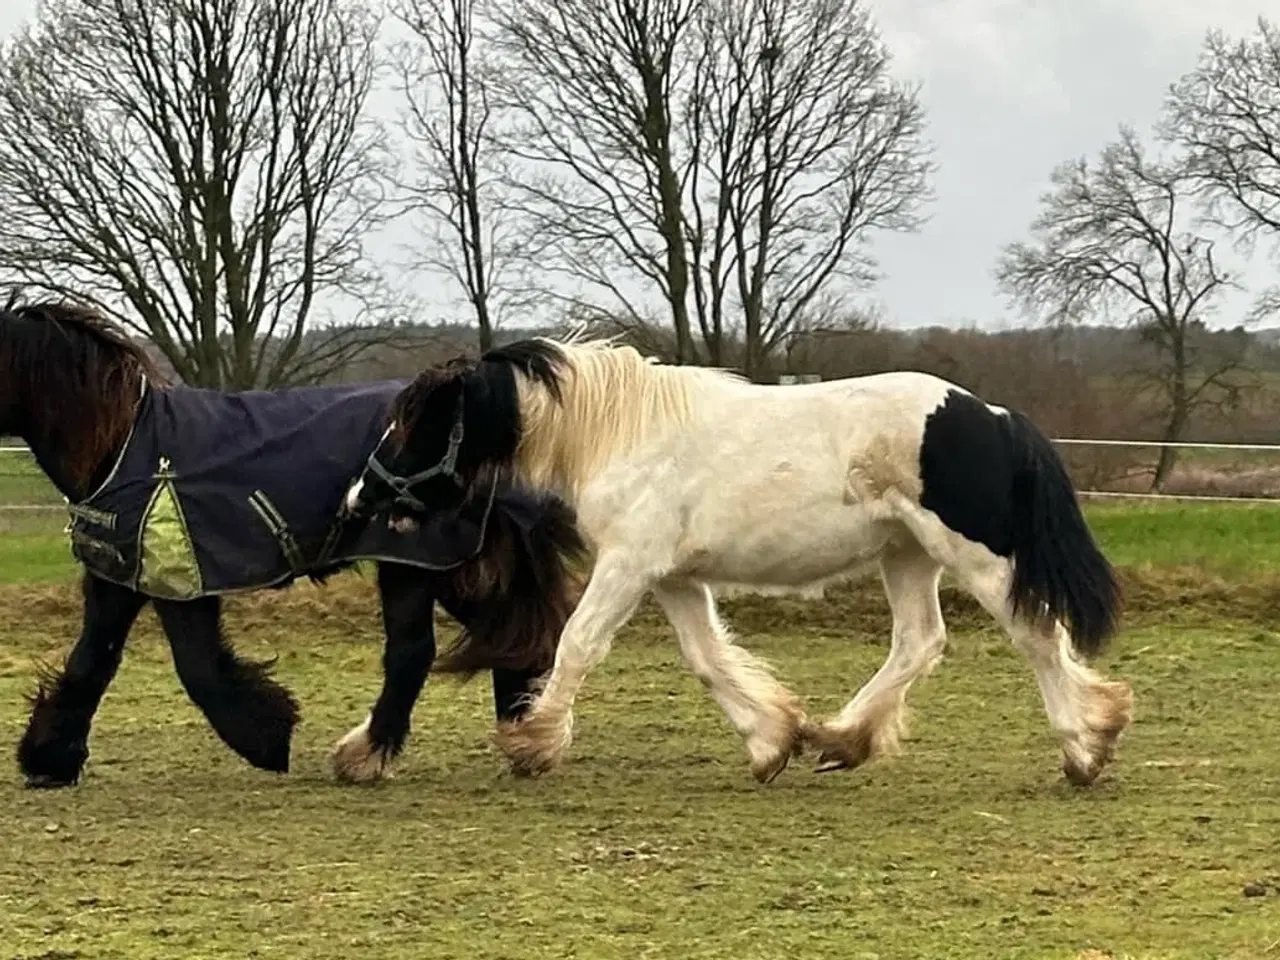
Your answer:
[209,319,1272,445]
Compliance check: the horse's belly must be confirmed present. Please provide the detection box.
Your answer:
[676,501,894,587]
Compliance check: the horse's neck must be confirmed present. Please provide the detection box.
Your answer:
[513,366,702,502]
[22,426,95,502]
[21,390,136,503]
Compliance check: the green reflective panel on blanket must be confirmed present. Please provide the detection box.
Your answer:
[137,473,202,600]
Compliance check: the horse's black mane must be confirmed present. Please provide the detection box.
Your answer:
[481,339,567,403]
[0,294,162,492]
[390,338,567,436]
[0,293,161,384]
[378,337,570,494]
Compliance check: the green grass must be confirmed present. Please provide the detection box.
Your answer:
[0,448,69,581]
[1085,501,1280,576]
[0,447,61,504]
[0,584,1277,959]
[0,533,74,583]
[2,500,1280,957]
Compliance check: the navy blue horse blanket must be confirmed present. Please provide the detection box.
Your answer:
[66,380,506,600]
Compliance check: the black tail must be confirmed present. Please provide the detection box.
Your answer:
[1006,411,1121,656]
[433,488,587,677]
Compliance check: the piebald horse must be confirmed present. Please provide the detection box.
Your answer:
[347,338,1132,786]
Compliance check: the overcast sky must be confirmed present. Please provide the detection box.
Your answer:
[1,0,1274,330]
[866,0,1272,329]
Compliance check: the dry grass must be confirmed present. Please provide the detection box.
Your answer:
[1,570,1279,959]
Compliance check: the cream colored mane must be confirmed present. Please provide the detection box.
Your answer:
[512,338,738,498]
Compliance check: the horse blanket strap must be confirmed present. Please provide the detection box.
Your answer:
[67,502,117,530]
[66,381,501,600]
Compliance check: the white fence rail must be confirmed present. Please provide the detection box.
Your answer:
[5,439,1280,508]
[1052,438,1280,452]
[1050,438,1280,504]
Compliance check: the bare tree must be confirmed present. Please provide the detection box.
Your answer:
[997,128,1236,489]
[0,0,397,388]
[686,0,929,375]
[396,0,521,352]
[1163,18,1280,324]
[486,0,929,375]
[484,0,699,361]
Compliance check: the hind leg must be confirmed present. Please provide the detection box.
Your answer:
[17,575,147,788]
[804,541,947,774]
[153,597,299,773]
[653,580,804,783]
[1010,618,1132,785]
[885,492,1132,784]
[965,559,1131,785]
[333,563,437,783]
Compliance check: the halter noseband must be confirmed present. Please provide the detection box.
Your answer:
[364,393,466,513]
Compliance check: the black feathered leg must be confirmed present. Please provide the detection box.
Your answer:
[18,574,147,788]
[153,596,299,773]
[331,562,438,783]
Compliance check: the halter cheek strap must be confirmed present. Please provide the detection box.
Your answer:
[364,393,466,513]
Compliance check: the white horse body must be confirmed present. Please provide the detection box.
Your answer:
[371,337,1133,787]
[571,370,955,591]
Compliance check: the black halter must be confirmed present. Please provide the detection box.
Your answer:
[364,394,466,513]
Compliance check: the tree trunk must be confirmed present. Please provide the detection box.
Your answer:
[652,130,693,364]
[1152,350,1188,491]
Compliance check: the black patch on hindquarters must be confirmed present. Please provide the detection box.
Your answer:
[918,389,1016,557]
[918,388,1120,655]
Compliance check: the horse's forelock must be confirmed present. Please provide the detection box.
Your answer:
[393,357,472,434]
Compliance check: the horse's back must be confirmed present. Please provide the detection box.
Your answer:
[152,381,406,477]
[724,368,968,410]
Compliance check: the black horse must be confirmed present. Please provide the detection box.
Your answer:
[0,297,584,788]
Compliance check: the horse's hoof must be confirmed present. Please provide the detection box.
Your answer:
[750,739,802,784]
[814,751,855,774]
[751,754,792,784]
[24,773,78,789]
[331,721,393,784]
[493,714,571,777]
[802,719,874,775]
[504,749,560,778]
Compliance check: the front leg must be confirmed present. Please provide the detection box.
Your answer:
[492,667,544,723]
[18,574,147,788]
[332,562,437,783]
[494,554,650,776]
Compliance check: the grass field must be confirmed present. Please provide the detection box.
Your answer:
[2,499,1280,958]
